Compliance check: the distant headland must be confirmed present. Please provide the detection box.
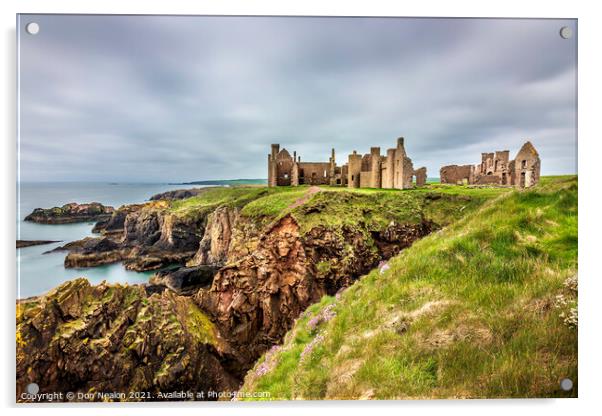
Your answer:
[174,179,267,186]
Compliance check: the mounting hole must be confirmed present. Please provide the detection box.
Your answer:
[559,26,572,39]
[560,378,573,391]
[26,382,39,395]
[26,22,40,35]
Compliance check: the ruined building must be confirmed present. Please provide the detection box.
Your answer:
[440,141,541,188]
[267,144,345,187]
[347,137,427,189]
[267,137,427,189]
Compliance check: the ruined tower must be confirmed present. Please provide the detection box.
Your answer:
[329,148,337,186]
[347,150,362,188]
[267,144,280,187]
[382,148,395,189]
[370,147,382,188]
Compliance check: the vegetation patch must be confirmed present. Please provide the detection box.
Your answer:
[239,176,578,399]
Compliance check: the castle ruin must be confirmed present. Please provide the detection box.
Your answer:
[439,141,540,188]
[268,137,427,189]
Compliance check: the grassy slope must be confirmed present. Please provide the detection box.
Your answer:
[239,176,578,399]
[171,183,510,233]
[167,177,566,240]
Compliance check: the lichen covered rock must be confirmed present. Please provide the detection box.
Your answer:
[25,202,114,224]
[187,206,240,267]
[16,278,239,402]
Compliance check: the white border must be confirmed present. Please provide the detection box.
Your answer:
[2,1,599,415]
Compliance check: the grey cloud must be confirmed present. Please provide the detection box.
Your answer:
[18,15,577,182]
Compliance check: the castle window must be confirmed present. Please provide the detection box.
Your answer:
[284,174,289,179]
[324,170,327,177]
[521,160,527,169]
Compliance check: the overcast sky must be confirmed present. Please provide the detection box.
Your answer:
[18,15,577,182]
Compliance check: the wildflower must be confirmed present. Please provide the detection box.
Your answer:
[564,275,578,293]
[300,334,324,361]
[306,303,337,332]
[254,344,282,377]
[307,316,320,331]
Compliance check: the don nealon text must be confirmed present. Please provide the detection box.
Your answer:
[19,390,271,402]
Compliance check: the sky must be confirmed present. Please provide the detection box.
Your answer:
[18,15,577,182]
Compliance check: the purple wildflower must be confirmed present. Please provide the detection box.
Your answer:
[307,316,320,331]
[306,304,337,332]
[300,334,325,361]
[254,344,282,377]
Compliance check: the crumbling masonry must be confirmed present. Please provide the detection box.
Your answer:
[268,137,427,189]
[439,141,541,188]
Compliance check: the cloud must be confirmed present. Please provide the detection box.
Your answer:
[18,15,577,182]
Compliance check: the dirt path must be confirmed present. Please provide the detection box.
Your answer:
[288,186,322,209]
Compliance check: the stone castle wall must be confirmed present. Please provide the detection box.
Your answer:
[440,141,540,188]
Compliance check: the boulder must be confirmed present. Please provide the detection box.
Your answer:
[24,202,114,224]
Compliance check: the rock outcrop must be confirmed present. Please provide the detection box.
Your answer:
[16,279,240,402]
[187,206,240,267]
[195,214,432,363]
[92,204,145,235]
[196,215,312,360]
[149,188,207,201]
[17,240,60,249]
[24,202,114,224]
[63,201,206,271]
[150,265,218,295]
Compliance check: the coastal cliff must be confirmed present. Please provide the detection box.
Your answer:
[17,178,578,400]
[17,279,239,401]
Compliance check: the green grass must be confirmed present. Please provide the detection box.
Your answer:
[239,176,578,399]
[168,182,502,237]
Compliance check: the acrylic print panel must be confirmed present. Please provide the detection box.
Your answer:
[16,15,577,402]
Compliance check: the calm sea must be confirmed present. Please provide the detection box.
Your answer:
[16,182,203,299]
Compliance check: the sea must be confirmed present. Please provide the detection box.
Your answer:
[16,182,204,299]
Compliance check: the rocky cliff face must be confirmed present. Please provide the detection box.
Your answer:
[17,279,239,402]
[187,206,241,267]
[20,187,450,401]
[25,202,114,224]
[64,201,206,272]
[195,214,432,363]
[196,215,312,360]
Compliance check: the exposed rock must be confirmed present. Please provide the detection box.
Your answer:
[16,278,240,402]
[195,213,433,365]
[150,265,218,295]
[187,206,240,267]
[63,201,206,271]
[17,240,60,249]
[44,237,101,254]
[122,202,204,252]
[195,215,313,361]
[24,202,114,224]
[149,188,207,201]
[92,204,145,234]
[62,237,126,268]
[371,221,433,259]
